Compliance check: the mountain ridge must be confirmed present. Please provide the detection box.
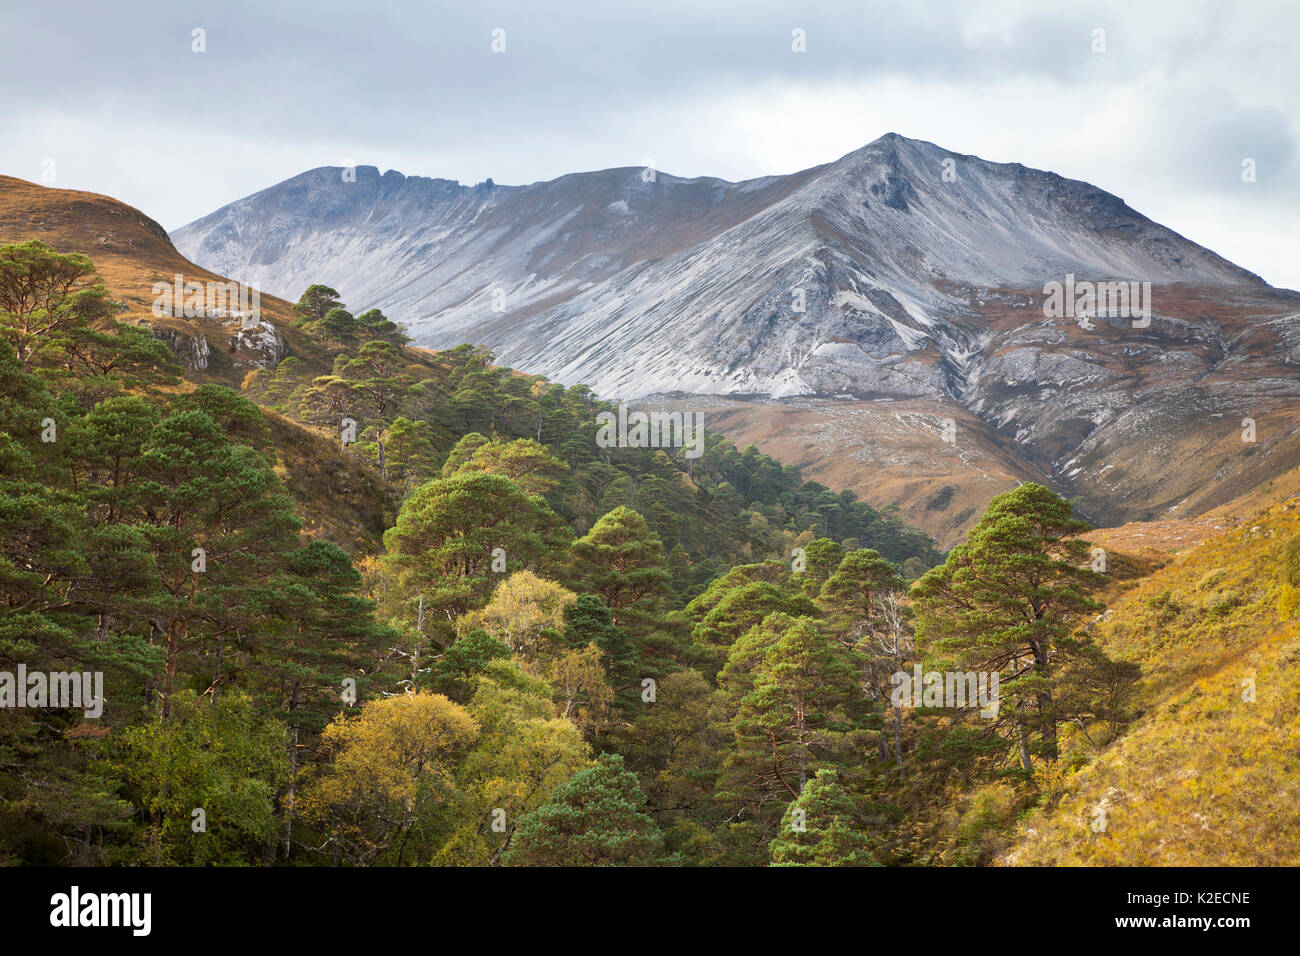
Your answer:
[172,133,1275,402]
[170,134,1300,543]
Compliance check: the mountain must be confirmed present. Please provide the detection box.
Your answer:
[171,133,1268,398]
[172,134,1300,544]
[6,150,1299,872]
[0,172,943,568]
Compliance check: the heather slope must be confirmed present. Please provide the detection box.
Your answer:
[1001,495,1300,865]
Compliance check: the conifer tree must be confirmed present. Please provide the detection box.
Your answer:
[380,472,571,638]
[504,753,664,866]
[291,284,344,329]
[769,769,878,867]
[731,618,862,802]
[571,506,672,618]
[564,594,641,708]
[570,506,673,663]
[911,483,1107,771]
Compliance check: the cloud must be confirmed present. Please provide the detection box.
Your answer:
[1,0,1296,286]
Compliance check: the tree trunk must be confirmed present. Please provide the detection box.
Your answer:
[1037,688,1058,762]
[212,635,224,701]
[893,704,904,767]
[162,620,182,718]
[1032,639,1058,762]
[281,723,297,862]
[772,732,798,799]
[1018,719,1034,774]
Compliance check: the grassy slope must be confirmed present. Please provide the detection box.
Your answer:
[0,174,394,553]
[1001,495,1300,865]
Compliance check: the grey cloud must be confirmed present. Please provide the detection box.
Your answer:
[0,0,1296,285]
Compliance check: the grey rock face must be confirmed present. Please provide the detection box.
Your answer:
[147,325,210,371]
[172,134,1300,523]
[173,134,1266,400]
[143,312,284,371]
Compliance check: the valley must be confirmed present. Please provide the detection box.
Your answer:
[2,135,1298,870]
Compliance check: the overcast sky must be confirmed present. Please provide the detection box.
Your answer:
[3,0,1297,287]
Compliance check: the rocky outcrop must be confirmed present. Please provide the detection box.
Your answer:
[143,312,285,372]
[147,324,210,371]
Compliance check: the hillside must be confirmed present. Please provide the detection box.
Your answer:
[2,177,960,870]
[0,175,945,570]
[999,494,1300,865]
[0,175,302,378]
[0,175,395,553]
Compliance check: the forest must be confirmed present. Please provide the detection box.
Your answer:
[0,240,1145,866]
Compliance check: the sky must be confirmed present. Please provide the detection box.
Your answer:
[2,0,1298,287]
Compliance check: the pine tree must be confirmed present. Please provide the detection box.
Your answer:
[769,769,878,867]
[796,537,845,595]
[571,506,672,618]
[380,472,571,639]
[570,506,673,664]
[504,753,665,866]
[426,629,511,702]
[911,483,1107,771]
[564,593,641,709]
[731,618,862,802]
[291,284,344,329]
[339,339,416,478]
[0,240,117,372]
[819,548,905,622]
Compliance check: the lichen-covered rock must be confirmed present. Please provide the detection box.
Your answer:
[147,324,210,370]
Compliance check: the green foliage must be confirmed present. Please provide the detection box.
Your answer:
[1,252,1177,869]
[796,537,844,594]
[820,548,905,615]
[504,753,665,866]
[292,284,344,330]
[0,240,118,372]
[114,691,289,865]
[380,472,571,638]
[612,669,723,851]
[435,662,590,865]
[713,613,872,855]
[571,506,672,615]
[427,629,512,702]
[571,506,676,665]
[912,483,1115,771]
[770,770,879,867]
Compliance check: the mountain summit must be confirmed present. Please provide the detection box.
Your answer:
[172,135,1300,539]
[173,133,1266,399]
